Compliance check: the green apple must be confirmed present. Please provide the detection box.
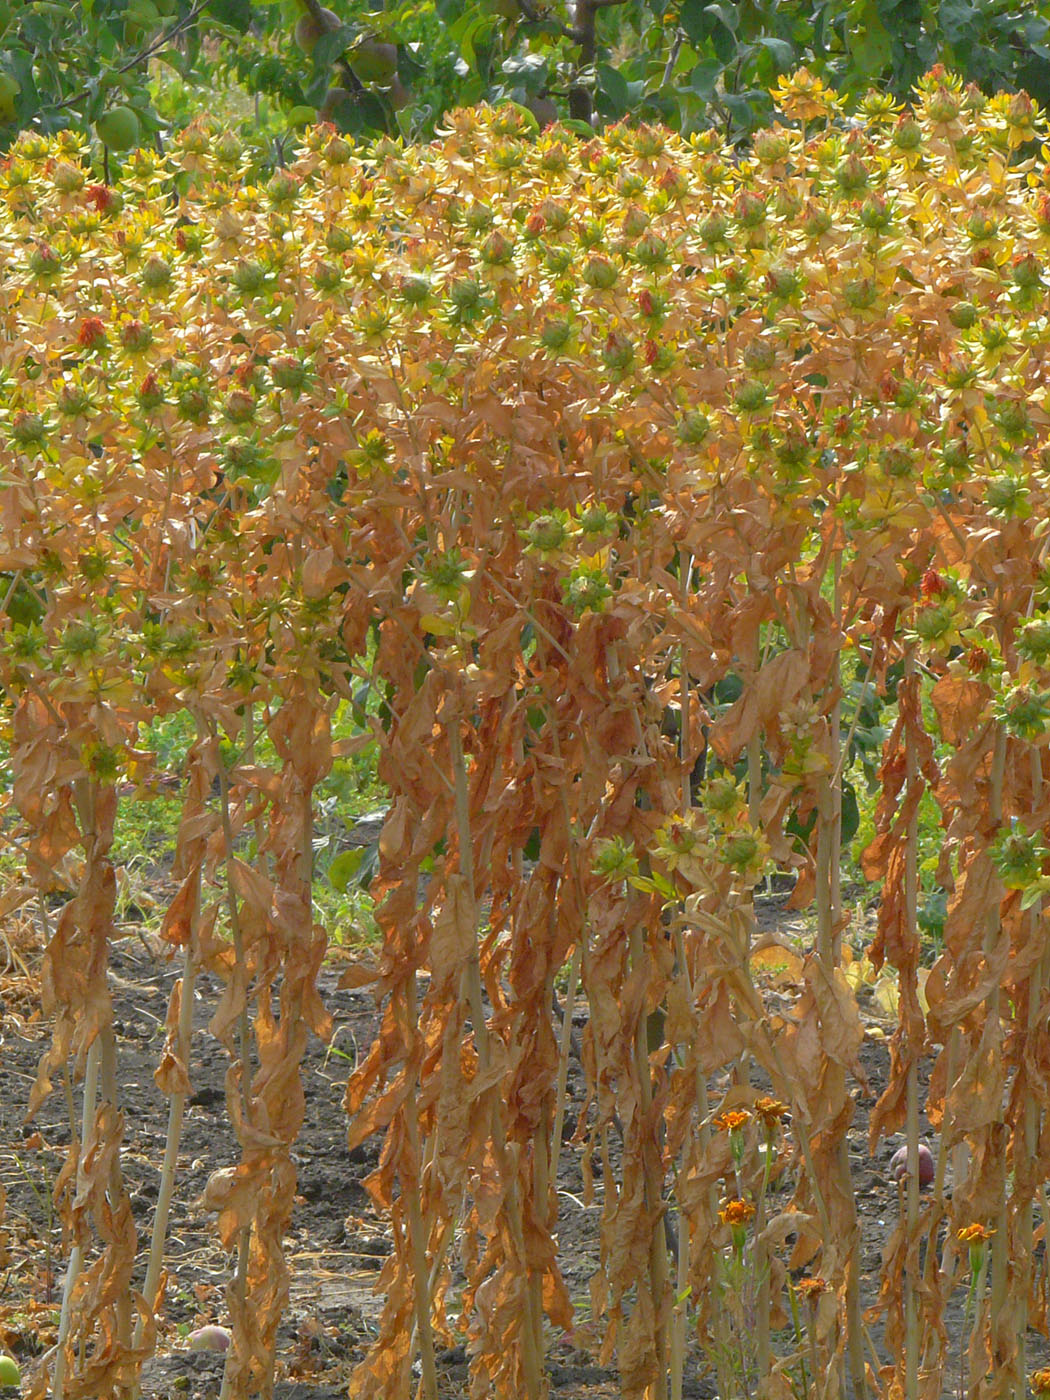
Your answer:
[0,73,20,122]
[0,1354,20,1388]
[95,106,141,152]
[294,7,339,55]
[349,37,397,84]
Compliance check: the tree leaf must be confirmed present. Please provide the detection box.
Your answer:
[206,0,252,33]
[596,61,630,116]
[327,847,365,892]
[705,3,738,34]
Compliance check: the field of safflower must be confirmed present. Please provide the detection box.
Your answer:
[1,66,1050,1400]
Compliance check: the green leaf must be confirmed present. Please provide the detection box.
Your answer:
[939,0,976,46]
[559,117,597,135]
[501,50,548,91]
[207,0,252,31]
[448,8,497,69]
[705,3,738,33]
[1020,878,1050,911]
[754,35,794,66]
[679,0,711,43]
[312,25,355,68]
[327,847,365,893]
[709,18,736,64]
[687,57,721,98]
[846,0,893,76]
[596,60,630,116]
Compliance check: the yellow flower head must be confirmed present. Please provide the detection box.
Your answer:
[771,68,840,125]
[795,1276,828,1303]
[1031,1368,1050,1395]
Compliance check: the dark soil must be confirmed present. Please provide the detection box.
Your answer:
[0,898,1038,1399]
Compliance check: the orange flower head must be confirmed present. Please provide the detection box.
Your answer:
[85,183,115,212]
[795,1277,828,1303]
[77,316,106,349]
[957,1223,994,1245]
[1031,1368,1050,1395]
[754,1096,789,1128]
[715,1110,752,1134]
[719,1198,756,1227]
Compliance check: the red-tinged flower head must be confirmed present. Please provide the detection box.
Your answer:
[644,338,659,367]
[966,646,990,674]
[85,183,115,212]
[921,568,948,598]
[734,189,767,229]
[524,210,546,238]
[1012,252,1043,289]
[120,319,152,353]
[77,316,107,349]
[638,288,655,317]
[137,371,164,410]
[657,166,688,199]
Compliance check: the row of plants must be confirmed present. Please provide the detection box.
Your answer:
[3,70,1050,1399]
[1,0,1048,161]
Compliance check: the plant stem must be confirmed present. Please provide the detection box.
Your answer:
[550,939,582,1186]
[449,721,544,1400]
[213,726,255,1400]
[631,925,669,1400]
[904,660,921,1400]
[1017,745,1046,1399]
[983,727,1009,1390]
[131,928,198,1371]
[52,1037,100,1400]
[787,1281,810,1400]
[405,971,439,1400]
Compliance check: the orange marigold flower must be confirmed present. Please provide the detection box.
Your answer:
[1031,1368,1050,1395]
[754,1096,788,1126]
[957,1223,994,1245]
[795,1277,828,1302]
[715,1110,752,1134]
[719,1198,756,1227]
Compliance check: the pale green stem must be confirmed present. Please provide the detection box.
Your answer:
[52,1037,100,1400]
